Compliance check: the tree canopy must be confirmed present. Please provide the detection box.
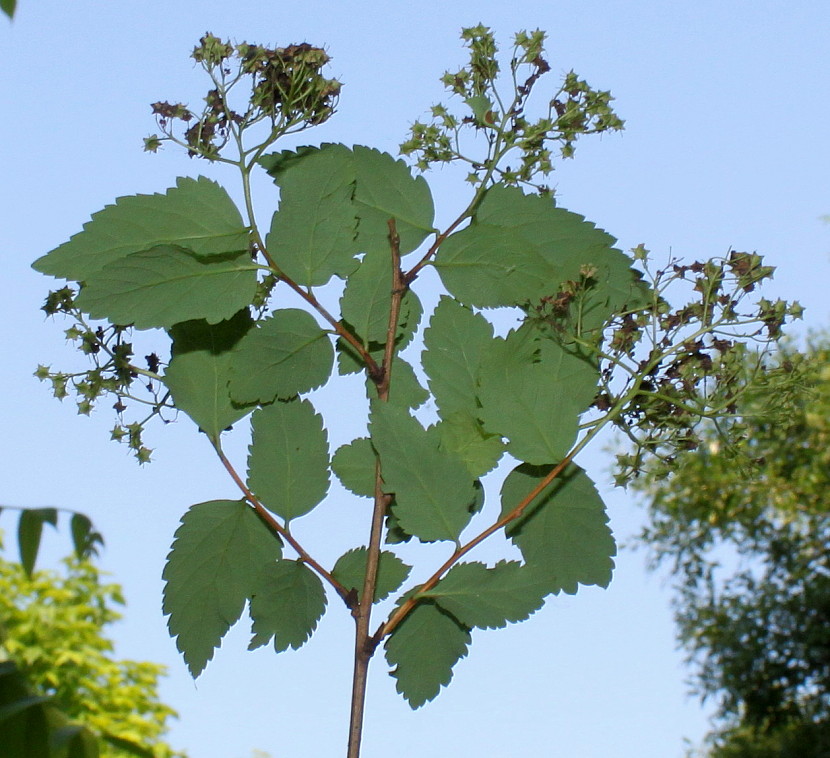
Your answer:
[633,337,830,757]
[0,522,184,758]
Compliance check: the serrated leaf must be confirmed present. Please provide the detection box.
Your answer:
[434,185,644,327]
[162,500,282,677]
[33,177,249,281]
[331,437,377,498]
[500,464,615,594]
[340,246,423,347]
[247,399,330,522]
[229,309,333,404]
[263,144,435,257]
[74,246,257,329]
[422,297,495,418]
[265,144,360,286]
[248,560,327,652]
[331,548,411,603]
[352,145,435,255]
[17,508,57,578]
[384,601,470,708]
[477,323,599,465]
[384,510,412,545]
[335,333,377,376]
[436,410,505,477]
[370,403,476,542]
[366,359,429,409]
[164,310,254,441]
[422,561,547,629]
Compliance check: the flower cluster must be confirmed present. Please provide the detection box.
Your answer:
[400,25,623,192]
[145,33,341,161]
[527,247,804,483]
[37,288,170,463]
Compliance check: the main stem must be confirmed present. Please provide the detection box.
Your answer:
[346,221,405,758]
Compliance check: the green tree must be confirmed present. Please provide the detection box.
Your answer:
[32,28,801,757]
[633,339,830,757]
[0,510,184,757]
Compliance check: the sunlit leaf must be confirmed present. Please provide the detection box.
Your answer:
[384,601,470,708]
[265,144,360,286]
[353,145,435,256]
[331,548,411,603]
[163,310,254,441]
[74,246,257,329]
[435,410,505,478]
[331,437,377,498]
[477,323,599,465]
[422,297,495,418]
[422,561,547,629]
[162,500,282,677]
[229,309,333,404]
[248,560,327,653]
[500,464,615,594]
[366,359,429,409]
[247,399,330,522]
[33,177,249,281]
[370,403,476,542]
[434,185,644,329]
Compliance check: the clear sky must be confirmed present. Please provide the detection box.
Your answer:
[2,2,828,757]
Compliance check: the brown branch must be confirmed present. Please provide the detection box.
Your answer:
[252,236,381,377]
[403,213,467,285]
[213,443,353,607]
[374,449,579,643]
[280,271,381,377]
[347,219,407,758]
[375,219,405,397]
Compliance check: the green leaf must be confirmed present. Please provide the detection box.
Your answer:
[366,359,429,409]
[331,548,411,603]
[265,144,360,286]
[17,508,57,578]
[465,95,495,126]
[163,310,255,442]
[100,732,153,757]
[422,296,495,418]
[33,177,249,281]
[477,323,599,465]
[422,561,547,629]
[263,144,435,257]
[162,500,282,677]
[74,246,257,329]
[1,0,16,19]
[384,602,470,708]
[228,309,334,404]
[435,410,505,477]
[247,399,330,522]
[369,403,476,542]
[69,513,103,560]
[352,145,435,255]
[434,185,644,327]
[331,437,377,498]
[500,464,615,594]
[248,559,327,652]
[340,247,423,347]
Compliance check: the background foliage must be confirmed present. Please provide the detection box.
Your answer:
[634,337,830,757]
[0,514,183,757]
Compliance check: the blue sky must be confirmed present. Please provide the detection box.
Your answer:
[2,2,828,757]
